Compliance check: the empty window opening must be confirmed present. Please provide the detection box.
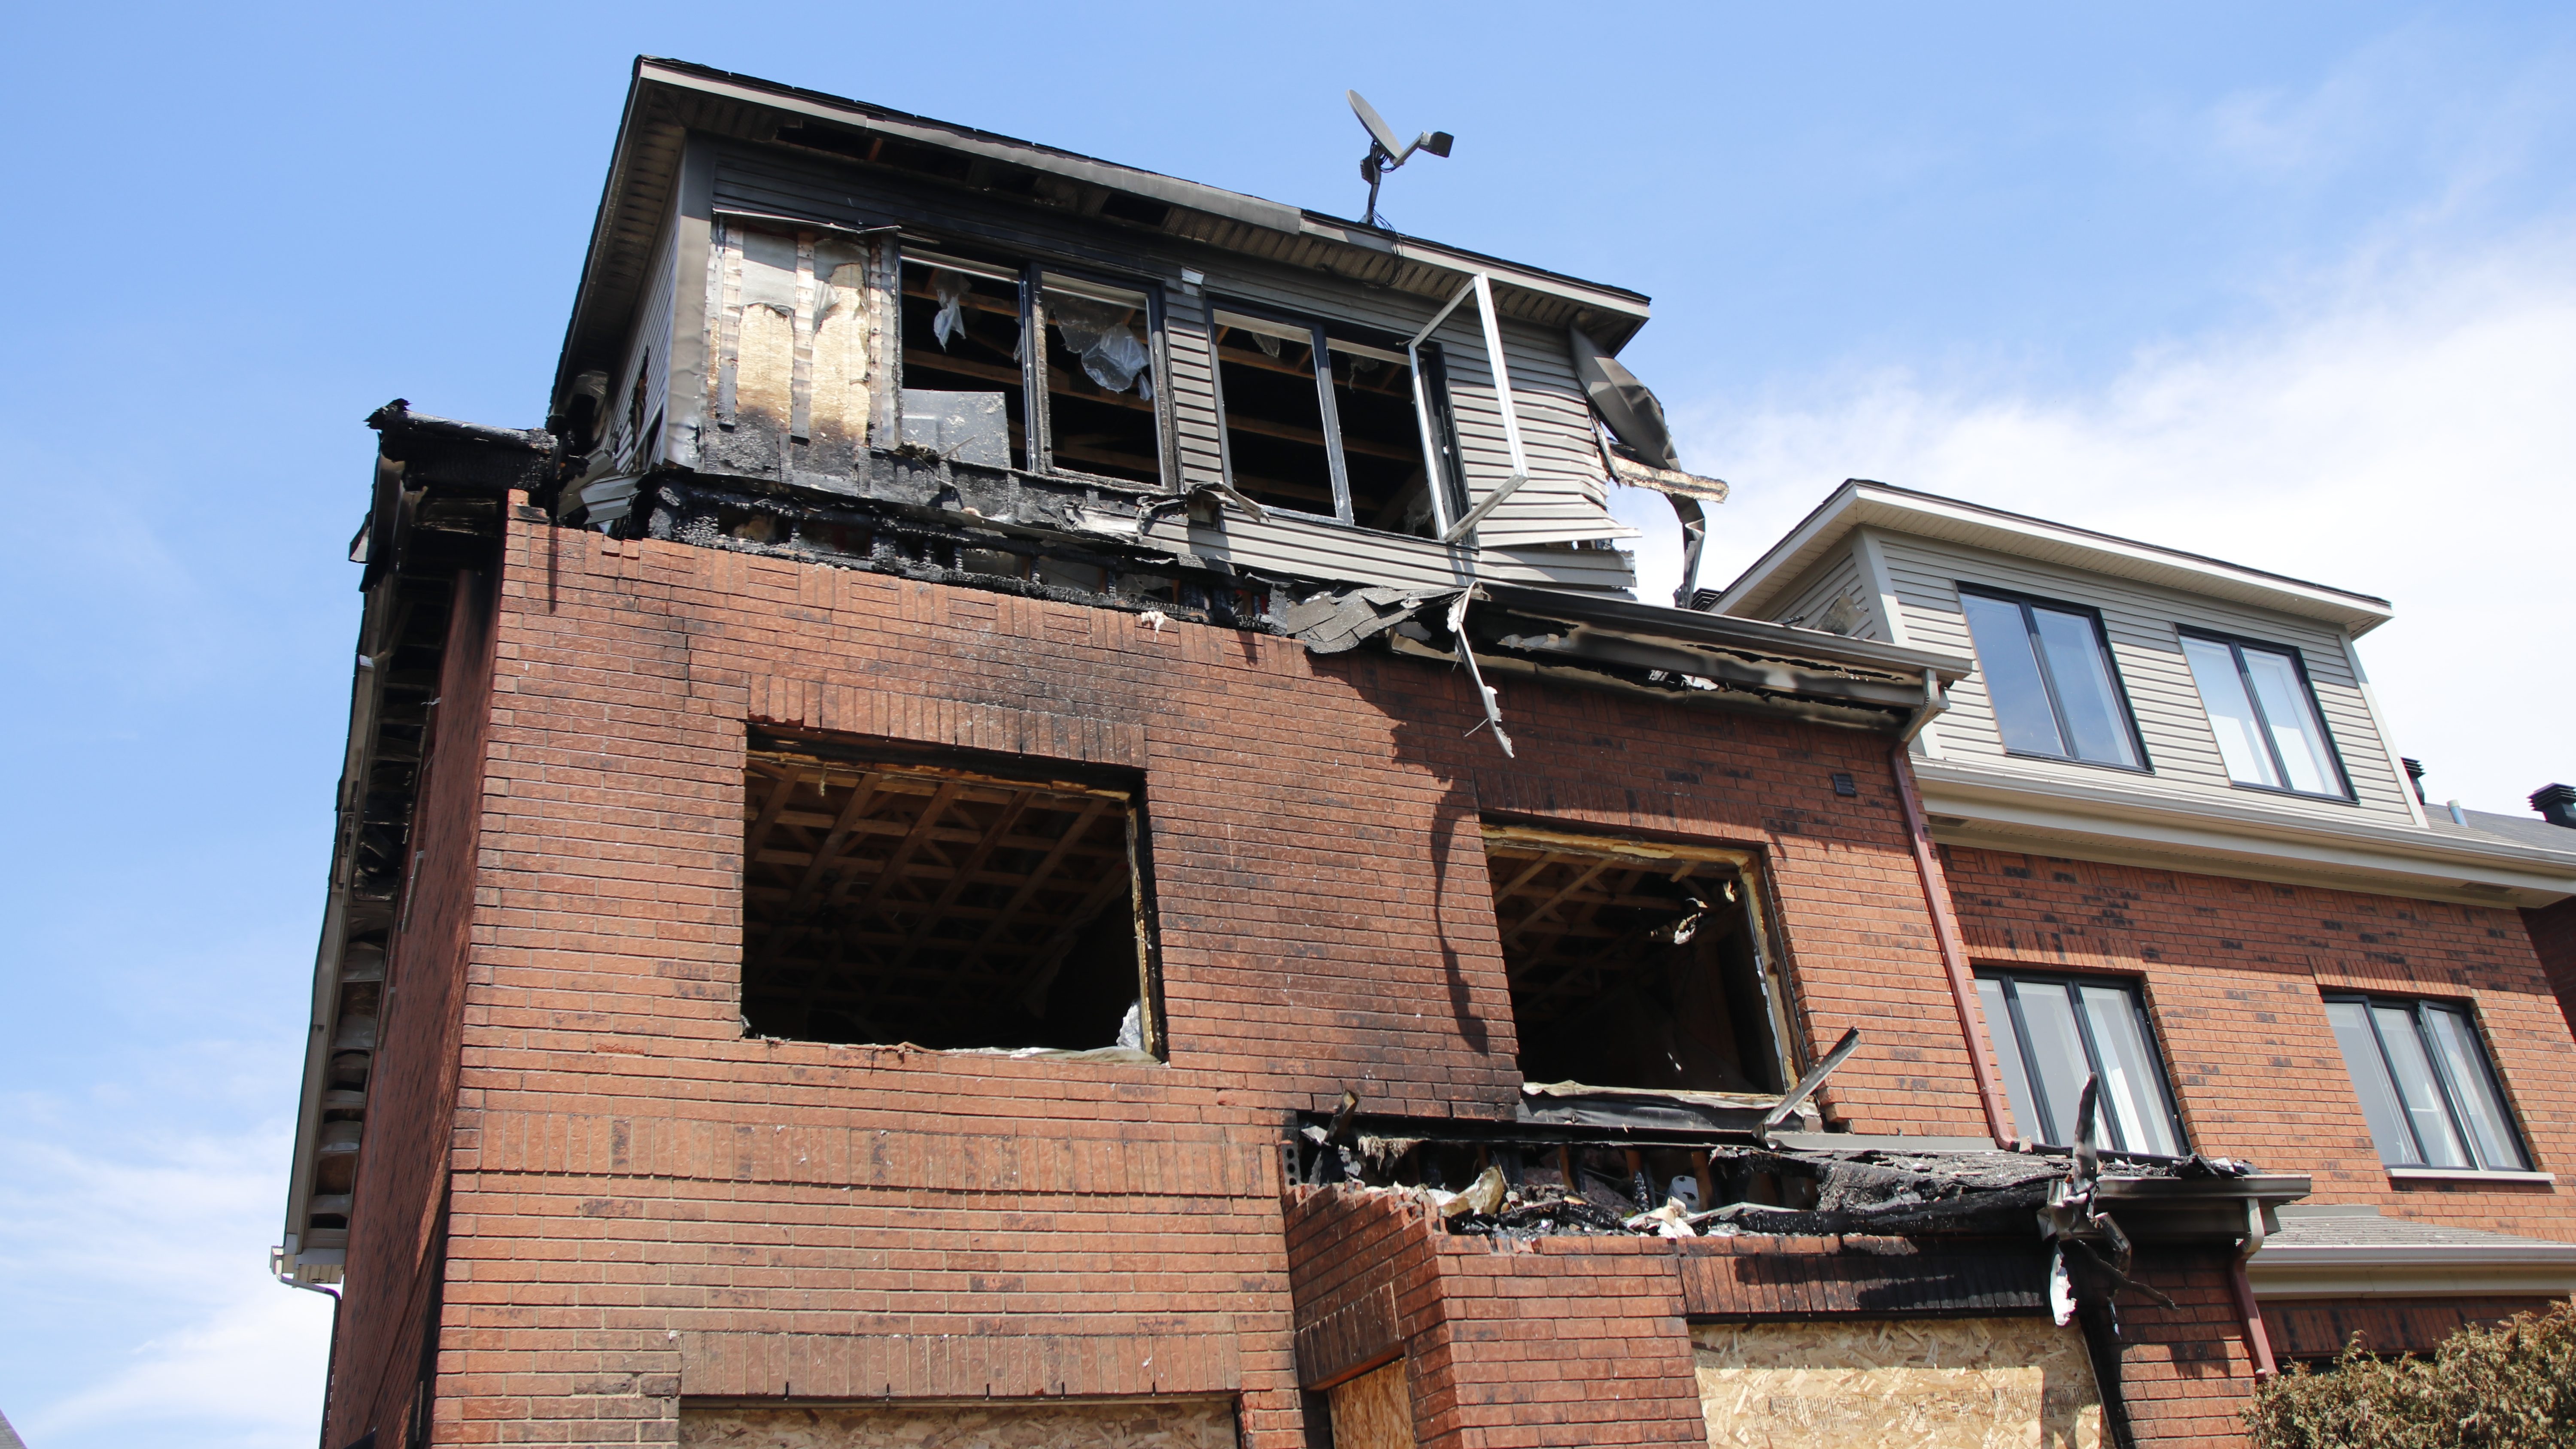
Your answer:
[1213,310,1334,516]
[899,252,1029,469]
[1330,337,1443,535]
[1039,273,1162,485]
[1484,828,1790,1095]
[1212,307,1452,536]
[740,731,1153,1054]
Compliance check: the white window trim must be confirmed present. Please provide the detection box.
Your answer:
[2386,1166,2556,1186]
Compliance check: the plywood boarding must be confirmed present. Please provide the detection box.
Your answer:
[1692,1319,2102,1449]
[1876,535,2415,826]
[680,1399,1237,1449]
[707,144,1638,577]
[1328,1360,1416,1449]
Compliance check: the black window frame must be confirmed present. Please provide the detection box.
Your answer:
[892,242,1174,490]
[2176,628,2355,802]
[1204,294,1464,533]
[1978,969,2187,1155]
[1956,584,2154,773]
[2323,992,2530,1173]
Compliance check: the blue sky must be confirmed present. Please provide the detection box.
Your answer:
[2,5,2571,1446]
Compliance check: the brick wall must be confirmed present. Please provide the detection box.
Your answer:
[2524,896,2576,1037]
[330,569,498,1447]
[313,508,2007,1447]
[1942,845,2576,1239]
[2266,1294,2561,1359]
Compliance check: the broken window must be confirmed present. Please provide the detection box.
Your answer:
[739,729,1155,1055]
[1038,273,1162,485]
[898,251,1030,469]
[894,249,1168,486]
[1483,826,1792,1096]
[1212,305,1457,535]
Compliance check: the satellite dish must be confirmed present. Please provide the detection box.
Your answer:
[1346,89,1454,229]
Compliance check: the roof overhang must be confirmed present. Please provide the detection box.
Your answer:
[553,58,1655,416]
[1712,480,2396,638]
[1916,759,2576,908]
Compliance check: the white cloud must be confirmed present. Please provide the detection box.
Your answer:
[1650,221,2576,817]
[0,1120,332,1449]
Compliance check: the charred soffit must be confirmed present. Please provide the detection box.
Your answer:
[600,458,1968,733]
[280,403,547,1283]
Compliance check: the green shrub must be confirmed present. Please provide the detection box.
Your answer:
[2245,1300,2576,1448]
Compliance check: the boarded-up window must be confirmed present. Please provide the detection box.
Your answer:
[1484,826,1791,1096]
[740,729,1154,1054]
[680,1398,1236,1448]
[1327,1359,1416,1449]
[1692,1319,2103,1449]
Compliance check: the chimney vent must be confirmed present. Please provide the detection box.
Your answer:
[2402,758,2427,805]
[2532,783,2576,830]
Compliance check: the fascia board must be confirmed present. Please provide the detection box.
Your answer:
[1915,762,2576,905]
[1476,580,1975,683]
[1714,483,2394,636]
[2249,1246,2576,1300]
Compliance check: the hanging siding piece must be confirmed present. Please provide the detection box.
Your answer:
[1446,586,1513,757]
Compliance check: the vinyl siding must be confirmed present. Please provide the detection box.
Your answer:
[610,206,680,473]
[1873,535,2416,827]
[704,142,1636,592]
[1761,546,1882,641]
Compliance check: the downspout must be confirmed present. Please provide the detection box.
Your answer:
[1888,672,2017,1146]
[2228,1198,2279,1381]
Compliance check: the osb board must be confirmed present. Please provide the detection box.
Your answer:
[1692,1318,2102,1449]
[1328,1359,1416,1449]
[680,1398,1237,1449]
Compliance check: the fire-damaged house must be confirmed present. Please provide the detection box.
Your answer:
[276,57,2576,1449]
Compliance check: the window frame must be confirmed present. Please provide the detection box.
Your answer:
[2323,992,2530,1173]
[1205,294,1465,533]
[1956,584,2154,773]
[1977,969,2187,1156]
[891,243,1174,489]
[2176,628,2355,802]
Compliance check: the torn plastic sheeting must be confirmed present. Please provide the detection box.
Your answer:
[1050,296,1154,399]
[899,388,1012,469]
[930,268,970,350]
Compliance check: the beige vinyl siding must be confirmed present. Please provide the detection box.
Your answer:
[1758,546,1883,641]
[1876,535,2415,826]
[705,142,1636,592]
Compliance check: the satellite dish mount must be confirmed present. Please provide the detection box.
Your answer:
[1349,89,1452,229]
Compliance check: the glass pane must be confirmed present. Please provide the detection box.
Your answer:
[2373,1004,2471,1168]
[1962,593,2067,757]
[2183,638,2283,788]
[1980,977,2042,1145]
[1328,340,1436,536]
[2078,984,2180,1155]
[2032,608,2141,767]
[1214,311,1335,516]
[900,257,1028,469]
[1040,277,1160,486]
[2241,647,2340,795]
[2325,1000,2419,1165]
[2015,981,2092,1146]
[2423,1005,2527,1171]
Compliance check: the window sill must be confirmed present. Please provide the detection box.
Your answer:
[1994,747,2156,777]
[2221,780,2356,805]
[2388,1166,2554,1186]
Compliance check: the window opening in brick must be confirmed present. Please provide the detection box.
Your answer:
[1977,970,2184,1155]
[1484,826,1790,1095]
[899,251,1029,469]
[1038,273,1162,486]
[741,732,1152,1054]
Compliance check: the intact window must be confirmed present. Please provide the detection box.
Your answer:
[1958,587,2145,769]
[2180,633,2348,798]
[1211,305,1458,536]
[1977,971,2183,1155]
[738,729,1154,1055]
[2324,995,2527,1172]
[896,250,1165,486]
[1484,827,1791,1096]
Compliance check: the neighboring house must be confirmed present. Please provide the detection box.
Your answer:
[1707,478,2576,1364]
[275,59,2576,1449]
